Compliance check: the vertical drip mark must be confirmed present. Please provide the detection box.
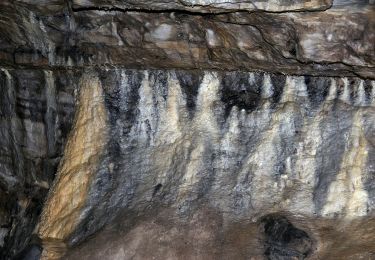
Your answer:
[260,73,273,120]
[281,76,307,103]
[194,71,220,136]
[322,110,369,218]
[156,73,186,144]
[39,72,109,259]
[262,74,273,99]
[119,69,127,101]
[326,78,337,101]
[137,71,155,145]
[44,71,57,157]
[372,81,375,106]
[0,69,21,189]
[356,80,366,107]
[339,78,351,104]
[248,72,256,85]
[290,78,335,214]
[220,106,240,165]
[1,69,15,114]
[281,76,296,103]
[178,72,220,201]
[47,41,56,66]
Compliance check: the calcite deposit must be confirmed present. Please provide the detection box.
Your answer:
[0,0,374,260]
[34,70,375,260]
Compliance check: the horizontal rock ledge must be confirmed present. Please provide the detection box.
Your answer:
[0,1,374,79]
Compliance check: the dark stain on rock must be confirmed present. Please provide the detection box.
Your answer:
[103,69,143,136]
[149,70,169,102]
[176,70,203,118]
[364,80,373,103]
[304,76,330,108]
[152,183,163,197]
[221,72,262,118]
[270,74,285,106]
[261,214,313,260]
[13,236,42,260]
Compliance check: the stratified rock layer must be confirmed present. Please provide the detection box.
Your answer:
[0,69,76,259]
[71,0,333,12]
[36,70,375,259]
[0,1,374,78]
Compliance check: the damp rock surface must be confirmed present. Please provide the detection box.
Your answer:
[0,0,374,259]
[0,69,77,259]
[32,69,375,259]
[0,0,374,78]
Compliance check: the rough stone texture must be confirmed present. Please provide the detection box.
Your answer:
[36,70,375,259]
[0,1,374,78]
[0,0,375,259]
[0,69,76,259]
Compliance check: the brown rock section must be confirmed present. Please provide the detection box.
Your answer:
[38,72,108,259]
[0,1,373,78]
[63,207,375,260]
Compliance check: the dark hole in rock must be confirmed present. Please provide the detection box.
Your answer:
[261,214,313,260]
[290,46,297,57]
[152,183,163,196]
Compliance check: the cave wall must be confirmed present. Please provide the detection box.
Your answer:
[0,0,374,260]
[0,1,374,78]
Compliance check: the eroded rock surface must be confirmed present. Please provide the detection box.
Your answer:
[0,1,374,78]
[35,70,375,259]
[0,0,375,259]
[0,69,76,259]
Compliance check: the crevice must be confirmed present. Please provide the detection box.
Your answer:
[70,4,333,15]
[0,63,372,80]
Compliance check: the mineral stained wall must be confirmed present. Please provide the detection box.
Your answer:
[0,0,374,259]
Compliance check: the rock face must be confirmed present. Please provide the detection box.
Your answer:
[0,1,374,78]
[0,69,76,259]
[36,70,374,259]
[0,0,374,260]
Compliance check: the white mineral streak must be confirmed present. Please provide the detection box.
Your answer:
[137,71,157,145]
[178,72,220,197]
[38,72,109,259]
[0,69,21,188]
[281,76,308,103]
[356,80,366,107]
[238,76,299,210]
[220,106,240,170]
[322,108,369,218]
[287,79,337,215]
[152,74,188,183]
[206,29,220,47]
[213,105,240,206]
[339,78,351,104]
[326,78,337,101]
[156,74,186,144]
[372,81,375,106]
[262,74,273,99]
[258,73,273,120]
